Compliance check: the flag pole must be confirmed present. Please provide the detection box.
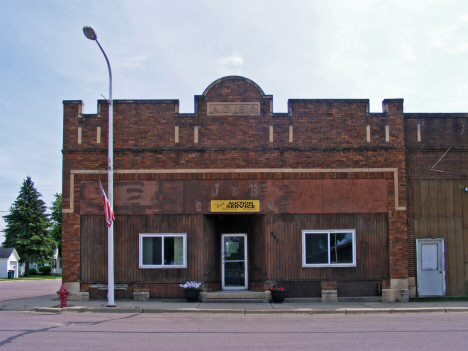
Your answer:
[106,45,115,307]
[84,26,115,307]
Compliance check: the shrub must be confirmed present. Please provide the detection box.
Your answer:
[29,268,37,275]
[38,266,52,275]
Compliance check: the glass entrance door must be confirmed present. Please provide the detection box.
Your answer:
[221,234,248,290]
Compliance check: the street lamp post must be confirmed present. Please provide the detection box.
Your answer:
[83,26,115,307]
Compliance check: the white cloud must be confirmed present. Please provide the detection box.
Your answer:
[430,13,468,52]
[217,53,244,67]
[3,0,468,235]
[401,40,418,62]
[115,54,151,69]
[451,42,468,53]
[430,26,456,47]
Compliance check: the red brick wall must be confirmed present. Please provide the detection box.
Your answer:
[62,76,408,288]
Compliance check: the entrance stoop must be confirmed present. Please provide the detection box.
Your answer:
[202,290,269,303]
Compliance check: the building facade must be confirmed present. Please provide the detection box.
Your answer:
[62,76,468,301]
[405,113,468,297]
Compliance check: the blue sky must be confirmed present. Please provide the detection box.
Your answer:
[1,0,468,241]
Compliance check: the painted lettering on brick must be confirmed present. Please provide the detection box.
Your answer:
[207,102,260,116]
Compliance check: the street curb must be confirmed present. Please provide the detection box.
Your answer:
[298,309,347,314]
[88,307,143,313]
[25,306,468,315]
[62,307,88,313]
[345,308,446,314]
[445,307,468,313]
[244,309,287,314]
[34,307,62,313]
[143,308,245,314]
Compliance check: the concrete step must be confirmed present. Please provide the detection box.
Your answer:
[204,291,266,299]
[338,296,382,303]
[202,298,268,303]
[202,291,269,303]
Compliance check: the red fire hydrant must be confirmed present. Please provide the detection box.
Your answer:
[57,284,71,308]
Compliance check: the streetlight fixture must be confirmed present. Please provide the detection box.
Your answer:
[83,26,115,307]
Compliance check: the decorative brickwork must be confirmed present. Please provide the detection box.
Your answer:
[62,76,412,298]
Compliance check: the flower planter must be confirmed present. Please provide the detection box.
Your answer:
[184,289,201,302]
[270,289,287,303]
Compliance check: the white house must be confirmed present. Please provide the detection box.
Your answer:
[51,247,62,275]
[18,248,62,276]
[0,248,20,278]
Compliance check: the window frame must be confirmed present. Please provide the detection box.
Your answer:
[302,229,356,268]
[139,233,187,269]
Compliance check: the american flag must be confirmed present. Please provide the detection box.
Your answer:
[99,182,115,227]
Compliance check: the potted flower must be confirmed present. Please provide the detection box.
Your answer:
[180,281,202,302]
[269,286,287,303]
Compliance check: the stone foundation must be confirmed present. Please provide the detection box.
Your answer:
[133,291,150,301]
[68,292,89,301]
[381,279,410,302]
[64,282,80,294]
[321,290,338,303]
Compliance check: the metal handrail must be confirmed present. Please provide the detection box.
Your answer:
[254,266,267,275]
[203,266,216,275]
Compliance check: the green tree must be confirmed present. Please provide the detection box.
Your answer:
[50,193,62,256]
[2,177,56,276]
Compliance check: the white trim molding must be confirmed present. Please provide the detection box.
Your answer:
[139,233,187,269]
[302,229,357,268]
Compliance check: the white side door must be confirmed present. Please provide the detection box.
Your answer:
[417,238,445,296]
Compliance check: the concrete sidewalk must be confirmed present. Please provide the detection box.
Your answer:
[1,294,468,315]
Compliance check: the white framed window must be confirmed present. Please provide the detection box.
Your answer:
[139,233,187,269]
[302,229,356,268]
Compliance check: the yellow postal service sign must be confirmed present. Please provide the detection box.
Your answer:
[211,200,260,212]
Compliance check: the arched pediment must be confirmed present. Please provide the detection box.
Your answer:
[203,76,265,98]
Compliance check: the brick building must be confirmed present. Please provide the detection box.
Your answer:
[61,76,468,301]
[405,113,468,297]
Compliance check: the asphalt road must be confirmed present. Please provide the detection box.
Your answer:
[0,279,62,300]
[1,312,468,350]
[1,279,468,350]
